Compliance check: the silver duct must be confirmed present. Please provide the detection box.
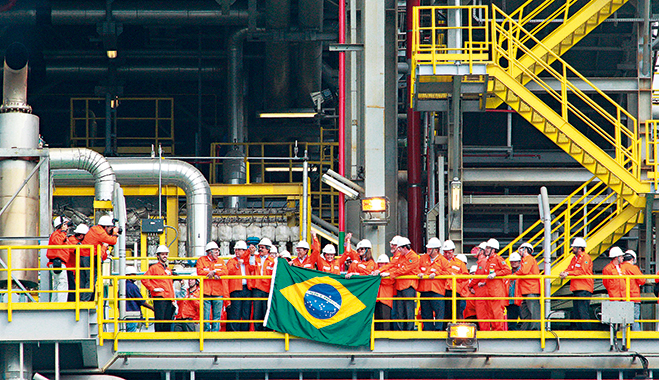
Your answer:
[49,148,116,201]
[106,159,211,257]
[0,3,248,26]
[0,43,39,287]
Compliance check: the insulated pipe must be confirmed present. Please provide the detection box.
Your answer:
[2,43,30,112]
[107,159,211,257]
[49,148,116,201]
[406,0,423,249]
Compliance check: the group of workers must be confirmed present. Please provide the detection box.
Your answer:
[45,217,653,332]
[46,215,120,302]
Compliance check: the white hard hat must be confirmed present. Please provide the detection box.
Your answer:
[456,254,468,264]
[322,244,336,254]
[258,238,273,247]
[509,252,522,262]
[234,240,248,250]
[469,265,477,273]
[280,250,292,259]
[53,216,70,228]
[156,245,170,254]
[442,240,456,251]
[625,250,637,260]
[486,238,500,250]
[608,246,624,258]
[296,240,310,250]
[205,241,219,251]
[389,235,402,246]
[478,242,487,250]
[125,266,138,275]
[519,242,534,254]
[73,224,89,234]
[397,237,411,247]
[356,239,372,249]
[571,237,587,248]
[270,245,278,254]
[426,237,442,249]
[377,254,390,263]
[98,215,114,227]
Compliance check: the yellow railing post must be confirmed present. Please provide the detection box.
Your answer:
[199,278,205,351]
[7,247,12,322]
[452,277,457,323]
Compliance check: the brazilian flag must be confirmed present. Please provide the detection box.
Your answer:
[264,258,381,346]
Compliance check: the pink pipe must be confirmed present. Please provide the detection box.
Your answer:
[338,0,346,252]
[407,0,423,250]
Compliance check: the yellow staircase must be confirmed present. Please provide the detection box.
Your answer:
[410,4,651,293]
[487,0,631,109]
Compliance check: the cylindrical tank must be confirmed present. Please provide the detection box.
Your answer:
[223,149,246,208]
[0,113,40,288]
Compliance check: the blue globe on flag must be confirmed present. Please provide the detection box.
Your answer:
[304,283,342,319]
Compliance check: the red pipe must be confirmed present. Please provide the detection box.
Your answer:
[338,0,346,253]
[406,0,423,250]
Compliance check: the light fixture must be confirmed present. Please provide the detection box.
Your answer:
[321,174,360,199]
[107,50,118,59]
[450,178,462,212]
[259,109,317,118]
[265,167,318,172]
[325,169,364,193]
[110,97,120,109]
[362,197,387,212]
[446,323,477,352]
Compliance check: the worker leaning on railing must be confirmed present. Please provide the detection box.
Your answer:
[559,238,593,331]
[46,216,71,302]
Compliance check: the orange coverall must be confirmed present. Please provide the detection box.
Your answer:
[484,254,512,331]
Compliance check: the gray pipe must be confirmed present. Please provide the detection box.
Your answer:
[49,148,116,201]
[1,43,30,113]
[228,28,250,144]
[0,4,249,25]
[45,65,226,81]
[107,159,211,257]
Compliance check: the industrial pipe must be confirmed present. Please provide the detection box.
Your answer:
[0,3,249,25]
[1,43,30,113]
[49,148,116,201]
[539,186,552,320]
[228,28,250,145]
[107,159,211,257]
[406,0,423,250]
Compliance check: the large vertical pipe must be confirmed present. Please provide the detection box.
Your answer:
[406,0,423,249]
[0,43,39,287]
[228,28,249,145]
[297,0,323,108]
[338,0,346,254]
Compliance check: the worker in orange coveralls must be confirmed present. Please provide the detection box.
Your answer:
[313,230,356,274]
[290,240,318,269]
[174,278,201,332]
[375,252,394,331]
[483,238,512,331]
[66,224,89,302]
[344,235,376,277]
[516,242,540,331]
[248,237,276,331]
[621,250,648,331]
[559,237,593,330]
[196,241,228,332]
[373,236,420,331]
[463,265,478,320]
[80,214,119,301]
[442,240,468,324]
[142,245,175,332]
[226,241,252,331]
[602,246,626,301]
[469,242,490,330]
[47,216,71,302]
[417,237,449,331]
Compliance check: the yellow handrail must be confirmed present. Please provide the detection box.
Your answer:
[644,120,659,189]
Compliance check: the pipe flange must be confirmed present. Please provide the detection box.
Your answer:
[0,103,33,113]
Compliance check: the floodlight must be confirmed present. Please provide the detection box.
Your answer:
[325,169,365,194]
[450,179,462,212]
[259,109,317,118]
[321,174,360,199]
[362,197,387,212]
[107,50,118,59]
[446,323,477,352]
